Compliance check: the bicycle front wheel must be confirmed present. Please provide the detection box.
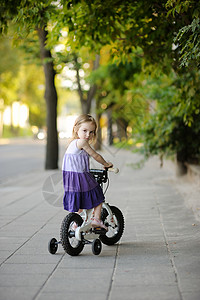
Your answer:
[60,213,84,256]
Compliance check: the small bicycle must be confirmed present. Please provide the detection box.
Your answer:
[48,167,125,256]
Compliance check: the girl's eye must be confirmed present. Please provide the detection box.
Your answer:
[90,131,94,134]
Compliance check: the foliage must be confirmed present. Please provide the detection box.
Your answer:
[0,36,22,107]
[61,0,200,164]
[61,0,199,72]
[166,0,200,68]
[175,17,200,67]
[143,104,200,164]
[0,34,46,128]
[61,0,182,65]
[2,125,32,138]
[53,44,99,114]
[1,0,200,167]
[18,64,46,127]
[91,55,134,98]
[0,36,21,75]
[141,71,200,163]
[0,0,61,169]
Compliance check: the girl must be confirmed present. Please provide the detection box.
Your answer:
[62,114,113,230]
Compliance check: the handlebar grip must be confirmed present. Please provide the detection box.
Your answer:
[108,167,119,174]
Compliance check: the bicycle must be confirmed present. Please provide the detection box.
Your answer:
[48,167,125,256]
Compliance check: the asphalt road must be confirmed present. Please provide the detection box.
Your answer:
[0,138,67,183]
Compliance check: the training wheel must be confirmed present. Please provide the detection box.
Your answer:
[48,238,58,254]
[92,239,102,255]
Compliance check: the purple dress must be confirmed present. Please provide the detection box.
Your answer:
[62,139,105,212]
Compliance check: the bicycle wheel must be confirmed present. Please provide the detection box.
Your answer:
[48,238,58,254]
[100,205,124,245]
[92,239,102,255]
[60,213,84,256]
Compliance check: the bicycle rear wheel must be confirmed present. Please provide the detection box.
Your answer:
[100,205,124,245]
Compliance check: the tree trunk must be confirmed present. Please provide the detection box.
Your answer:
[37,27,58,170]
[107,109,113,145]
[94,112,102,150]
[116,118,128,141]
[75,54,100,114]
[176,151,187,176]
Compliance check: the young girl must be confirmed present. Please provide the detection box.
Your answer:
[62,114,113,229]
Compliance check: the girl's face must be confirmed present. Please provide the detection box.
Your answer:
[77,122,96,141]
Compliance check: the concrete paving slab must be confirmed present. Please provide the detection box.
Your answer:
[5,253,64,265]
[0,287,38,300]
[109,286,181,300]
[39,291,108,300]
[0,146,200,300]
[0,273,48,287]
[182,292,200,300]
[43,271,112,293]
[0,263,56,275]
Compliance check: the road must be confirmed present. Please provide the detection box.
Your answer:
[0,138,67,183]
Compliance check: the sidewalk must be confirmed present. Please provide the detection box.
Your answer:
[0,147,200,300]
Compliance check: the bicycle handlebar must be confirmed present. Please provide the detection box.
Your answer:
[90,167,119,184]
[107,167,119,174]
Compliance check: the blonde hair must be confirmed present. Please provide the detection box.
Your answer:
[71,114,97,143]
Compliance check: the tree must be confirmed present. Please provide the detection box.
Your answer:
[0,36,21,104]
[89,51,147,143]
[60,0,199,117]
[76,54,100,114]
[18,64,46,128]
[0,34,47,131]
[61,0,180,64]
[37,26,58,169]
[166,0,200,68]
[0,35,22,135]
[60,0,200,167]
[1,0,59,169]
[54,48,100,114]
[1,0,200,169]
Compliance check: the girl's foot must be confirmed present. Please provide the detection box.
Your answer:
[91,218,108,231]
[71,222,78,231]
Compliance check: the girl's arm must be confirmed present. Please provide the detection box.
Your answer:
[77,139,113,168]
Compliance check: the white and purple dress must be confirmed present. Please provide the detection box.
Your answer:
[62,139,105,212]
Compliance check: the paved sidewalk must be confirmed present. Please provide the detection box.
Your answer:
[0,147,200,300]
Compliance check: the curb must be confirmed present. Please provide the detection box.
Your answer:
[186,163,200,185]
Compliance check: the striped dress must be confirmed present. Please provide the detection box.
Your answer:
[62,139,104,212]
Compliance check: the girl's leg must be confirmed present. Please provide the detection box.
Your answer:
[92,203,107,230]
[93,203,102,220]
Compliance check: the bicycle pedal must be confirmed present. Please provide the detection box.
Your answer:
[93,227,107,234]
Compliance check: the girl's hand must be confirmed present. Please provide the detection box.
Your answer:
[104,162,113,169]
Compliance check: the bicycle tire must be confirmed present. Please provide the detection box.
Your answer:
[92,239,102,255]
[100,205,124,245]
[48,238,58,254]
[60,213,84,256]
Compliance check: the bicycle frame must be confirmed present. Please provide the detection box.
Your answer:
[74,168,118,241]
[74,203,117,241]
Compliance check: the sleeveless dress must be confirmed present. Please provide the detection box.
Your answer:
[62,139,105,212]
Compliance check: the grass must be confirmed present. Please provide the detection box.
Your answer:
[1,125,32,139]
